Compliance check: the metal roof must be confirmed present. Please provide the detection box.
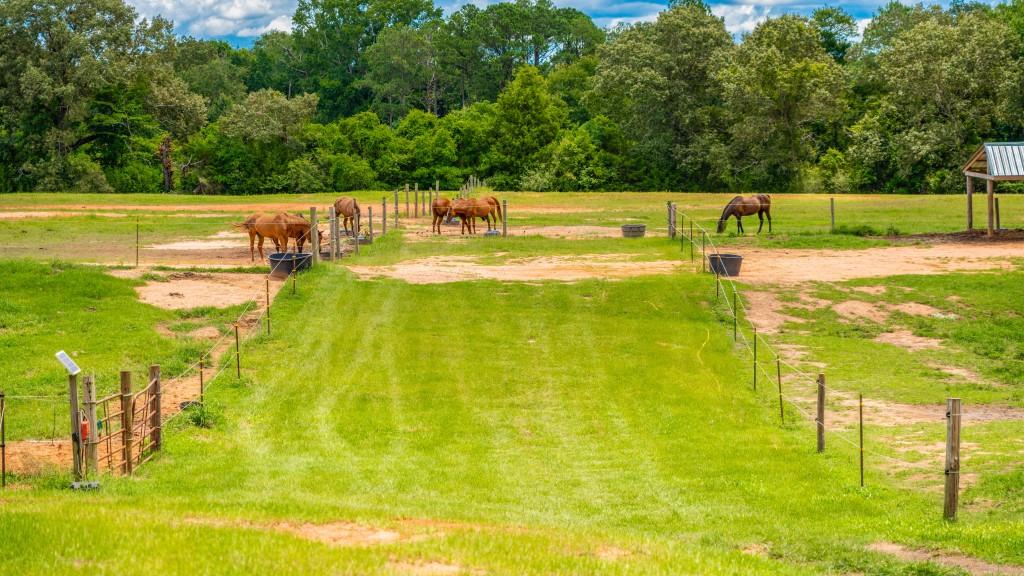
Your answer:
[964,143,1024,180]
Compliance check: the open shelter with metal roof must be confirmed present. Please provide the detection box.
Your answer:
[963,142,1024,236]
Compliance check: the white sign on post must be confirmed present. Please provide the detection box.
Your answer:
[55,350,81,376]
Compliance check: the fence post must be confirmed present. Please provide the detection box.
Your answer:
[199,358,205,404]
[859,393,865,487]
[667,201,674,239]
[502,200,508,237]
[701,232,706,273]
[83,376,98,476]
[816,373,825,453]
[776,358,784,424]
[368,206,374,241]
[234,324,241,378]
[265,278,271,336]
[944,397,962,520]
[309,207,319,265]
[415,185,419,217]
[996,197,1001,231]
[135,217,140,268]
[149,365,161,452]
[328,206,337,262]
[732,288,738,341]
[394,189,399,229]
[405,183,410,217]
[753,327,758,391]
[382,197,387,236]
[120,371,133,475]
[1,391,6,488]
[68,373,82,481]
[355,213,361,256]
[830,197,836,233]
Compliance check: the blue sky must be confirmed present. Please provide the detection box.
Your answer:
[125,0,969,46]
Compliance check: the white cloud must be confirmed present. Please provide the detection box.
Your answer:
[237,14,292,36]
[711,4,772,35]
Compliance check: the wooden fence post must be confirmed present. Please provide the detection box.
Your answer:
[355,213,361,255]
[776,358,784,424]
[83,376,98,476]
[234,324,241,378]
[309,207,319,265]
[368,206,374,241]
[816,373,825,453]
[830,197,836,233]
[68,373,82,481]
[667,201,674,239]
[944,398,962,520]
[120,371,133,475]
[859,393,865,487]
[405,183,410,217]
[502,200,508,237]
[149,365,161,452]
[265,278,271,336]
[394,189,399,229]
[382,197,387,236]
[1,391,7,488]
[328,206,337,262]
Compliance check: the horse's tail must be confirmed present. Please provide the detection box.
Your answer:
[493,197,502,222]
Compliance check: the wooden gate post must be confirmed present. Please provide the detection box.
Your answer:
[502,200,508,237]
[816,373,826,453]
[382,197,387,236]
[68,373,82,481]
[120,371,133,475]
[149,365,162,452]
[944,398,962,520]
[83,376,98,476]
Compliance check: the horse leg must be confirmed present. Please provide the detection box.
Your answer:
[767,210,773,233]
[737,217,743,235]
[248,231,256,262]
[757,211,765,234]
[257,236,265,261]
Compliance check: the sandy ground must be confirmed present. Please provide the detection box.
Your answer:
[736,242,1024,284]
[348,254,681,284]
[134,272,281,310]
[0,210,129,219]
[868,542,1024,575]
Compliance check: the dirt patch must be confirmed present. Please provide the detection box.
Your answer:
[743,291,806,334]
[889,302,948,318]
[930,364,983,383]
[736,242,1024,285]
[594,546,633,561]
[874,330,943,351]
[135,272,278,310]
[514,225,622,238]
[388,561,480,575]
[740,543,770,557]
[348,255,680,284]
[3,440,71,475]
[188,326,222,339]
[792,391,1024,429]
[149,240,248,251]
[852,286,887,295]
[834,301,889,323]
[868,542,1024,575]
[184,516,417,547]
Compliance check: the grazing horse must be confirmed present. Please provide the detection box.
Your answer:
[333,197,361,237]
[450,198,493,235]
[717,195,772,234]
[235,213,275,261]
[431,197,452,234]
[243,213,293,260]
[283,213,323,253]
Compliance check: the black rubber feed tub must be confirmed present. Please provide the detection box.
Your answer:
[708,253,743,277]
[268,252,312,279]
[621,224,647,238]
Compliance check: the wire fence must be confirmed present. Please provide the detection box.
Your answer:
[674,207,947,489]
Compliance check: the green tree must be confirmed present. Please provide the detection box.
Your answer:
[811,7,857,63]
[486,66,567,188]
[721,15,844,190]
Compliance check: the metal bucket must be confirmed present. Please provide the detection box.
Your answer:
[708,253,743,277]
[268,252,312,279]
[621,224,647,238]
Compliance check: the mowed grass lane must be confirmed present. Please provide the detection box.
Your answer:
[2,256,1021,574]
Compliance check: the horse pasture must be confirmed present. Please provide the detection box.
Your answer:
[0,192,1023,575]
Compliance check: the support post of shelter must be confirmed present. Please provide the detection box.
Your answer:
[987,180,995,238]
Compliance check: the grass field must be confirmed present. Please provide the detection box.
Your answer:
[1,192,1023,574]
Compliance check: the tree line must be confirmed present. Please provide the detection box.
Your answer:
[2,0,1024,194]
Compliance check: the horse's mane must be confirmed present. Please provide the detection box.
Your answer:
[719,196,742,222]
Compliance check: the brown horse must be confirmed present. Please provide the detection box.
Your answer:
[717,195,772,234]
[450,198,493,235]
[431,197,452,234]
[333,197,360,237]
[237,213,322,260]
[235,213,275,261]
[283,213,324,253]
